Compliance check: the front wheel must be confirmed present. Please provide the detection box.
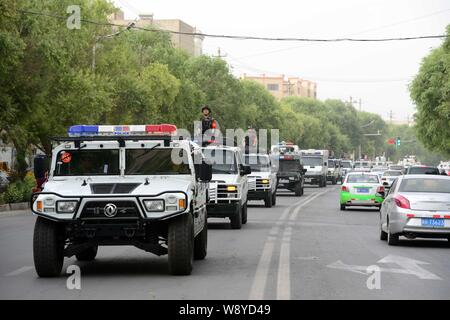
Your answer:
[241,202,248,224]
[33,217,64,277]
[332,177,337,185]
[272,191,277,206]
[230,205,242,229]
[294,182,303,196]
[264,192,273,207]
[168,214,194,275]
[194,215,207,260]
[340,204,346,211]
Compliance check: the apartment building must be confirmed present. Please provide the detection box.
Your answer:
[109,10,203,56]
[242,74,317,99]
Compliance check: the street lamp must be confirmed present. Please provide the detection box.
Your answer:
[92,22,135,71]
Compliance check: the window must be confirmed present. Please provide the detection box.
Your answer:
[267,83,279,91]
[302,157,322,166]
[347,174,379,184]
[125,148,191,175]
[244,155,270,172]
[202,149,238,174]
[399,178,450,193]
[54,149,120,176]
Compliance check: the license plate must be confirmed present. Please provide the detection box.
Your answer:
[357,188,369,193]
[305,178,312,182]
[421,218,444,227]
[280,179,289,183]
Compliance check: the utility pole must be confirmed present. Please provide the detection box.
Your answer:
[213,47,227,59]
[388,110,394,124]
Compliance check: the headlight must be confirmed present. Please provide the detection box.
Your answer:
[226,185,237,192]
[143,199,165,212]
[56,201,78,213]
[262,179,270,184]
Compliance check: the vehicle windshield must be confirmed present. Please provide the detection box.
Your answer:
[354,161,370,168]
[244,155,270,172]
[203,149,238,174]
[347,174,379,184]
[408,167,440,175]
[125,148,191,175]
[342,162,352,168]
[390,165,403,171]
[302,156,323,166]
[399,178,450,193]
[328,160,336,168]
[54,149,120,176]
[383,171,402,177]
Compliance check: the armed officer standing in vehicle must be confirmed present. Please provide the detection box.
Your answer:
[200,105,219,146]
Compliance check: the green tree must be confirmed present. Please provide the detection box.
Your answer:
[410,25,450,156]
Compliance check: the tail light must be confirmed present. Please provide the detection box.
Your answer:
[341,186,349,192]
[376,186,385,193]
[382,178,386,180]
[394,195,410,209]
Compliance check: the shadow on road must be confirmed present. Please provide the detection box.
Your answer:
[395,239,450,248]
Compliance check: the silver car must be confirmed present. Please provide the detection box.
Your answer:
[379,175,450,245]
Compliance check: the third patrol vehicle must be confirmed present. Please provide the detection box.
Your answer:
[244,153,277,207]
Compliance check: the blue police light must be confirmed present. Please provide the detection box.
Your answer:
[68,125,98,137]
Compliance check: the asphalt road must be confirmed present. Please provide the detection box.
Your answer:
[1,184,449,300]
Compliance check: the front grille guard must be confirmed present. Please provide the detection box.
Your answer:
[31,191,188,221]
[208,182,241,204]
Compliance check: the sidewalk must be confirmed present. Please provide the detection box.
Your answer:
[0,202,31,217]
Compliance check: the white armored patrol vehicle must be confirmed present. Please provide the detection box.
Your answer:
[202,144,251,229]
[244,153,277,207]
[31,124,212,276]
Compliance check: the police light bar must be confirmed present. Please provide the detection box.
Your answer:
[68,124,177,137]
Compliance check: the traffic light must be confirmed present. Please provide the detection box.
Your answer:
[396,137,401,146]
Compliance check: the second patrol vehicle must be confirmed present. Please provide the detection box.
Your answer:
[244,153,277,207]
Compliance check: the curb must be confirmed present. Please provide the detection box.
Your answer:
[0,202,30,212]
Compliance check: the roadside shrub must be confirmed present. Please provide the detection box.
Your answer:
[2,174,36,203]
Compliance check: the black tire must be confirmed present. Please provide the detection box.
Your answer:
[322,177,327,187]
[387,220,399,246]
[294,182,303,196]
[230,205,242,229]
[33,217,64,277]
[272,191,277,206]
[241,202,248,224]
[332,177,337,185]
[194,214,207,260]
[75,246,98,261]
[340,204,346,211]
[264,192,273,207]
[380,227,388,241]
[168,214,194,275]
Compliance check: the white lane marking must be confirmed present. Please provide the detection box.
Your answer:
[377,255,441,280]
[327,255,441,280]
[276,226,292,300]
[248,193,316,300]
[5,266,33,277]
[297,256,320,261]
[289,190,329,221]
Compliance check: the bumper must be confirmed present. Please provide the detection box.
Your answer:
[388,208,450,236]
[304,175,322,184]
[207,202,240,218]
[340,192,383,207]
[248,189,270,200]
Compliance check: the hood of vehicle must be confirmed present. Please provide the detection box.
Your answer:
[43,176,192,196]
[399,192,450,212]
[211,174,239,185]
[248,171,271,179]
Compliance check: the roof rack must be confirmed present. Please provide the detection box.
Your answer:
[51,135,181,147]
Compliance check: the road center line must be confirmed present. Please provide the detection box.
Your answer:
[276,226,292,300]
[248,192,317,300]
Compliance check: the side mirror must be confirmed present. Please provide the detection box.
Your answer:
[324,162,327,167]
[33,155,49,180]
[240,164,251,176]
[199,162,212,182]
[302,169,307,174]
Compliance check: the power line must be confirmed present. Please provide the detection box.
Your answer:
[235,8,450,59]
[18,9,449,43]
